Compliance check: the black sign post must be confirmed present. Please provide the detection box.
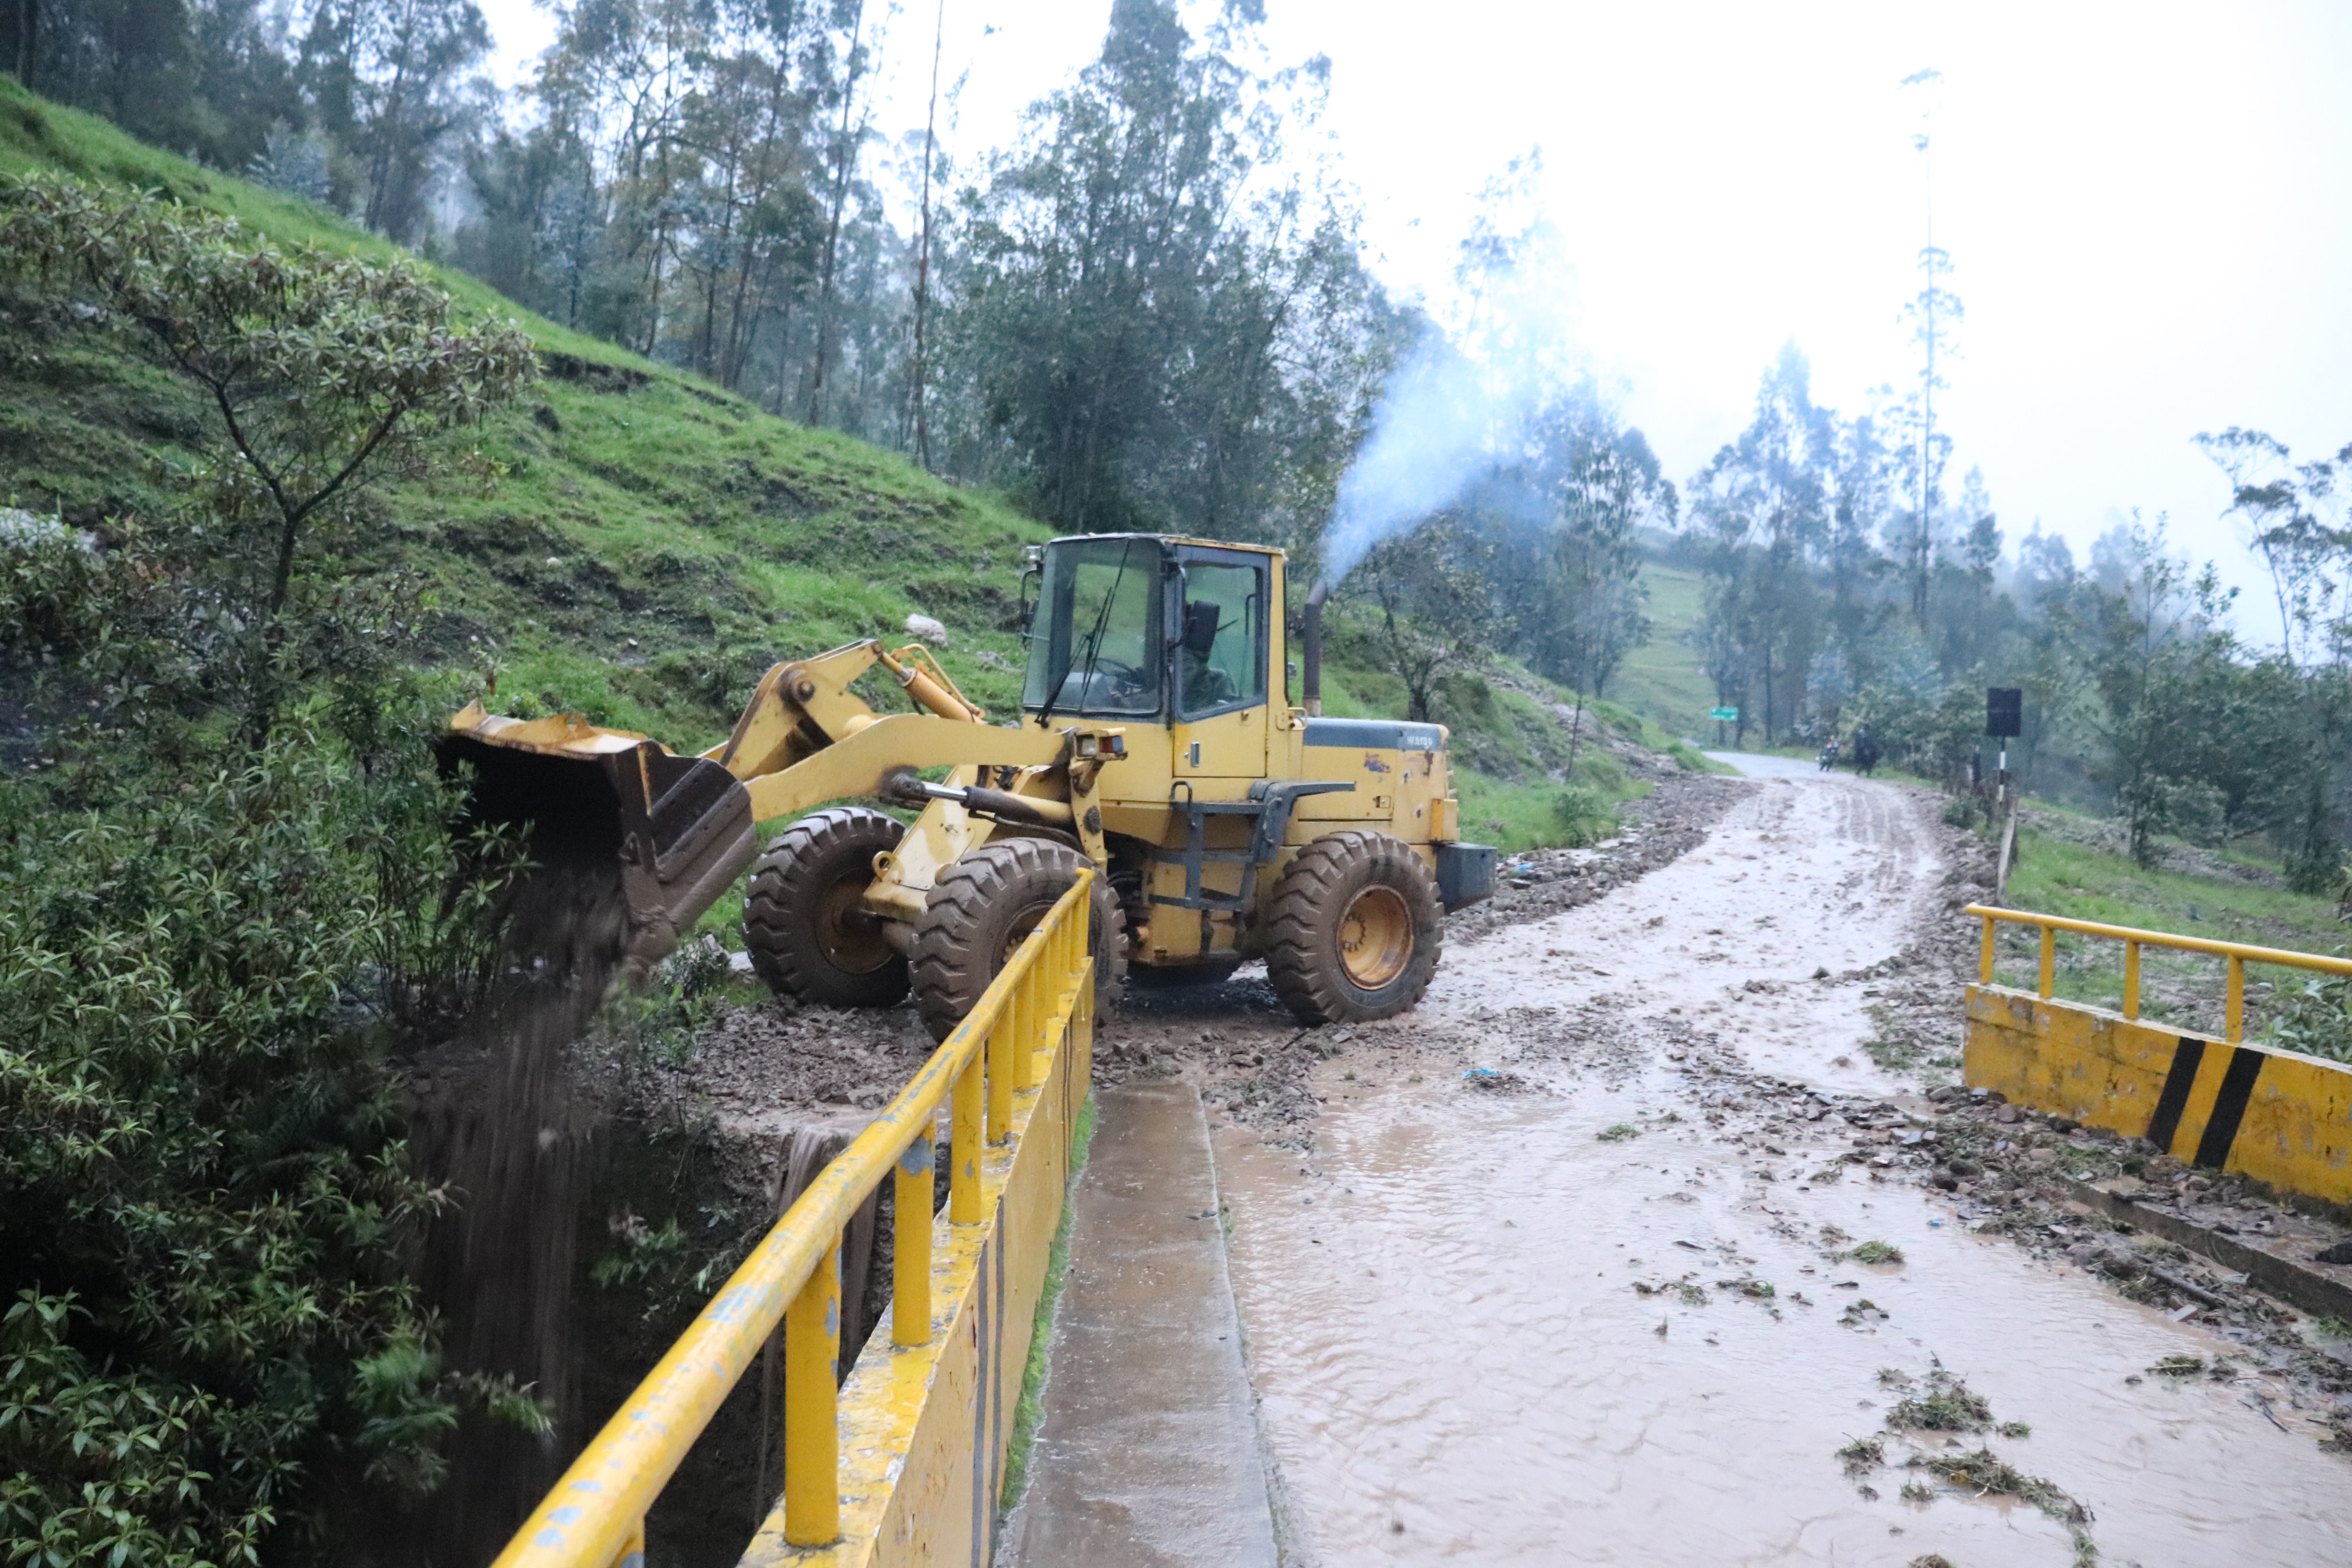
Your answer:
[1986,687,2023,898]
[1986,688,2021,740]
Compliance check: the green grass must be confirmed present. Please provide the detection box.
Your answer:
[0,78,1057,754]
[998,1092,1098,1518]
[1310,665,1658,852]
[1612,559,1717,740]
[0,77,622,366]
[0,74,1682,859]
[1996,828,2347,1034]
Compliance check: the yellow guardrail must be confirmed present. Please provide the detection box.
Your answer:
[1964,903,2352,1205]
[492,871,1097,1568]
[1967,903,2352,1043]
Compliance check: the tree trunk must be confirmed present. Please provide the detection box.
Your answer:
[910,0,942,469]
[10,0,37,84]
[806,0,868,427]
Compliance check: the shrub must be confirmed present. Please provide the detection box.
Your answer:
[2267,966,2352,1065]
[1553,781,1618,847]
[0,736,543,1564]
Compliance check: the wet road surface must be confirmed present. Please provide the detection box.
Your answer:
[1003,1080,1277,1568]
[1214,772,2352,1566]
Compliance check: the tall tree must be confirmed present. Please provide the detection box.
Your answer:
[302,0,492,242]
[948,0,1374,537]
[1685,345,1834,742]
[803,0,870,424]
[909,0,943,468]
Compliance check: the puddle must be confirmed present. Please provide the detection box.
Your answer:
[1217,1087,2352,1564]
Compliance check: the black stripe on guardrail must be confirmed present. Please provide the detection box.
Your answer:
[2194,1046,2267,1170]
[969,1229,992,1568]
[988,1221,1007,1523]
[2145,1037,2206,1155]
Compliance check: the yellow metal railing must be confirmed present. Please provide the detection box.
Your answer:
[1967,903,2352,1043]
[492,872,1097,1568]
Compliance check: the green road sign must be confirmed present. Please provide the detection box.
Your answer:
[1709,707,1739,722]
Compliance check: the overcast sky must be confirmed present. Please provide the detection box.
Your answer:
[476,0,2352,645]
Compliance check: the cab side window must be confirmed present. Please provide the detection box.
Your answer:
[1177,558,1266,717]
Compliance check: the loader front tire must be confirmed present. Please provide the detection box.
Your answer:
[744,806,909,1008]
[1265,831,1442,1025]
[910,839,1126,1043]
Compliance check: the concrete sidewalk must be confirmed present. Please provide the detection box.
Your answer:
[999,1078,1278,1568]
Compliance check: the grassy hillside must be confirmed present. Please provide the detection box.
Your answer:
[0,77,1683,864]
[0,77,1054,750]
[1613,557,1716,740]
[1991,822,2346,1042]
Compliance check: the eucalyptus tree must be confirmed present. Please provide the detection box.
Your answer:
[945,0,1375,538]
[299,0,493,242]
[1478,388,1668,700]
[1684,345,1835,741]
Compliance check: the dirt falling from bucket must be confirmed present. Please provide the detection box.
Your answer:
[406,855,631,1566]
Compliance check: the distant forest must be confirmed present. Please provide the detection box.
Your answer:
[5,0,2350,882]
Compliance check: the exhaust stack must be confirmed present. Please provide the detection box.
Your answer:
[1301,579,1330,717]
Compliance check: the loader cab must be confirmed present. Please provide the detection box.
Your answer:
[1021,534,1280,779]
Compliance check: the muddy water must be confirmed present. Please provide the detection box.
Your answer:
[1216,775,2352,1566]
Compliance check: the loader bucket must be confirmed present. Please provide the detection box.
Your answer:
[440,707,760,972]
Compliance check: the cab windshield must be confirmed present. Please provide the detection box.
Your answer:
[1021,537,1163,717]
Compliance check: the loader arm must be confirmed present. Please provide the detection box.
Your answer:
[443,639,1063,973]
[740,714,1063,822]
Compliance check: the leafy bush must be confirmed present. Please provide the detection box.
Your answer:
[0,173,535,743]
[0,179,546,1563]
[2118,774,2228,864]
[1850,677,1982,782]
[0,746,545,1566]
[2267,967,2352,1065]
[1553,781,1618,847]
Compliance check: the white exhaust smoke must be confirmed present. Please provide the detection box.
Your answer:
[1321,221,1583,584]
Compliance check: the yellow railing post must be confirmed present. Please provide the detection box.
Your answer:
[1979,914,1996,985]
[893,1134,932,1346]
[986,1015,1014,1143]
[2038,922,2056,1000]
[952,1053,984,1223]
[2227,955,2246,1041]
[613,1518,643,1568]
[2123,940,2141,1020]
[1009,956,1031,1093]
[1074,949,1094,1086]
[783,1240,841,1546]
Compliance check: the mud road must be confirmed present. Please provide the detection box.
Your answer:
[1206,766,2352,1567]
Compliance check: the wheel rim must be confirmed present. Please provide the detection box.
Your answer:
[1337,884,1413,990]
[999,899,1059,964]
[816,873,896,975]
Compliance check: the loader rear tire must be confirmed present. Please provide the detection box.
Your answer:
[1265,831,1442,1025]
[910,839,1126,1043]
[744,806,909,1008]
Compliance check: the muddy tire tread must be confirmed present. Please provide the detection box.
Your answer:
[743,806,908,1007]
[1264,830,1442,1025]
[909,838,1126,1041]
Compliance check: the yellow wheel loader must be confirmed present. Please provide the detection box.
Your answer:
[443,534,1497,1038]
